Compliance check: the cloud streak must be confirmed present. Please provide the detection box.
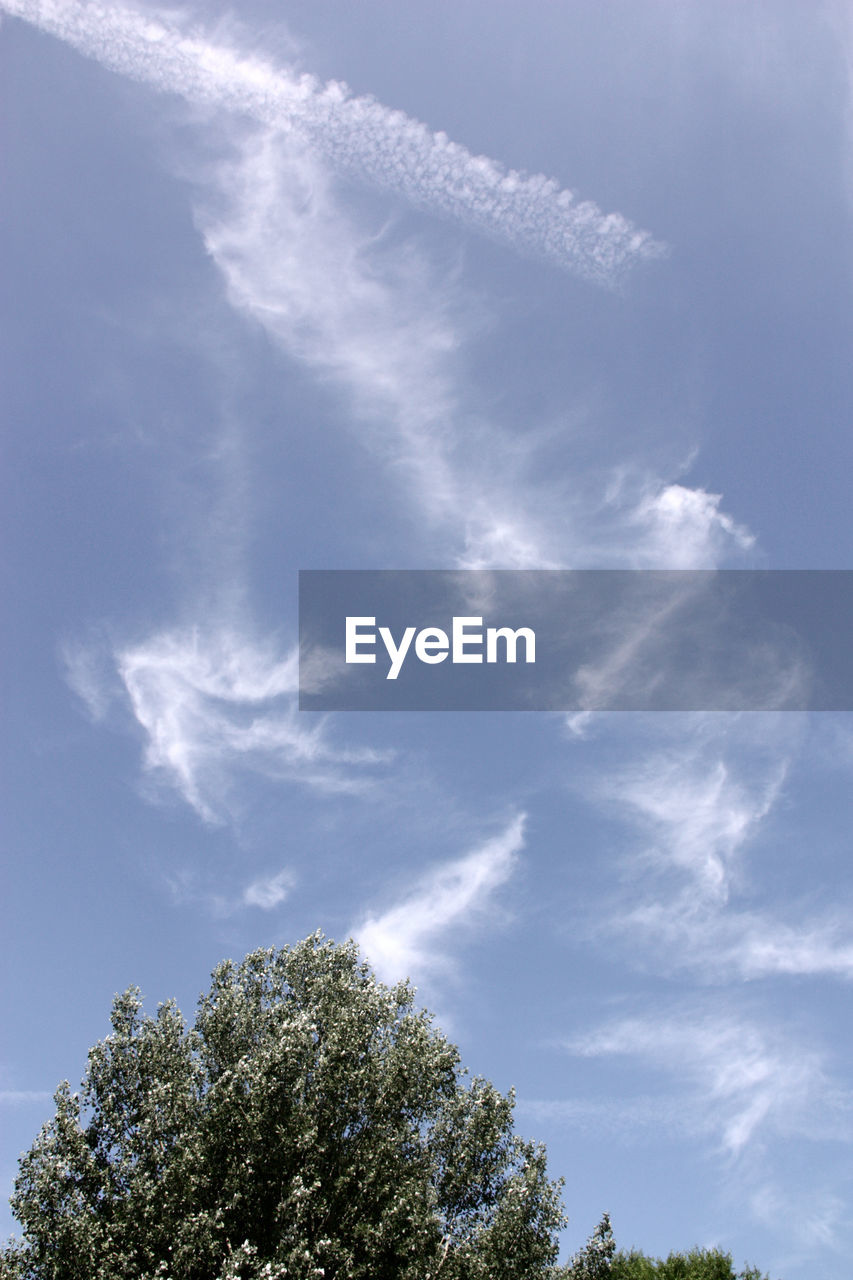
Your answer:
[69,627,387,823]
[198,129,578,569]
[566,1007,845,1157]
[7,5,742,575]
[242,867,294,910]
[164,863,297,917]
[118,628,388,820]
[355,814,524,983]
[602,744,784,902]
[624,894,853,984]
[198,133,468,542]
[0,1090,53,1106]
[2,0,664,284]
[198,131,751,571]
[588,727,853,984]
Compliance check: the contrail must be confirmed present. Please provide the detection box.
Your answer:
[3,0,666,284]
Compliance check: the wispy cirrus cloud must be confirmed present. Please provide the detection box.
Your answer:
[0,1090,53,1106]
[565,1007,847,1157]
[603,745,784,902]
[242,867,294,910]
[49,3,758,869]
[197,130,753,572]
[197,131,483,553]
[623,893,853,984]
[6,4,749,576]
[625,482,755,568]
[517,1094,691,1143]
[354,814,524,983]
[164,862,296,917]
[1,0,664,285]
[750,1181,848,1256]
[66,627,386,823]
[552,1000,853,1257]
[197,129,581,570]
[586,725,853,985]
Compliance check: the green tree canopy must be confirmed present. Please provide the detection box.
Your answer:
[565,1212,616,1279]
[564,1215,770,1280]
[2,933,567,1280]
[611,1248,768,1280]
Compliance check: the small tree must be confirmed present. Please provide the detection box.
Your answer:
[563,1217,770,1280]
[2,933,567,1279]
[611,1249,768,1280]
[566,1212,616,1279]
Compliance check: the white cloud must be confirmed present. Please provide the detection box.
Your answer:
[729,914,853,980]
[93,626,387,823]
[555,996,853,1257]
[196,127,569,570]
[623,896,853,984]
[567,1008,842,1157]
[750,1182,847,1254]
[570,573,710,712]
[603,747,783,902]
[593,477,757,571]
[8,5,747,575]
[199,133,459,526]
[1,0,664,284]
[517,1094,688,1142]
[354,814,524,983]
[587,724,853,985]
[627,483,755,568]
[198,131,753,574]
[242,867,294,910]
[592,477,755,569]
[167,863,296,915]
[0,1090,53,1106]
[63,639,119,721]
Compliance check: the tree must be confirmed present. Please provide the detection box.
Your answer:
[610,1247,768,1280]
[2,933,567,1280]
[563,1217,769,1280]
[565,1212,616,1279]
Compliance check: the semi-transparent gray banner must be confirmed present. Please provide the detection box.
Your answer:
[298,570,853,711]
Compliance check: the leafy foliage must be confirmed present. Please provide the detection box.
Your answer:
[2,933,567,1280]
[611,1247,768,1280]
[565,1211,616,1279]
[563,1216,770,1280]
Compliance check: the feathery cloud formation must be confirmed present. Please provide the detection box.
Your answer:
[6,2,745,573]
[623,889,853,984]
[355,814,524,983]
[68,628,386,823]
[1,0,664,284]
[242,867,295,910]
[199,131,752,571]
[627,483,754,568]
[606,748,783,901]
[119,629,388,820]
[0,1091,53,1106]
[198,130,573,568]
[589,728,853,983]
[566,1008,842,1157]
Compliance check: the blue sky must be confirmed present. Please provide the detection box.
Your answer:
[2,1,853,1274]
